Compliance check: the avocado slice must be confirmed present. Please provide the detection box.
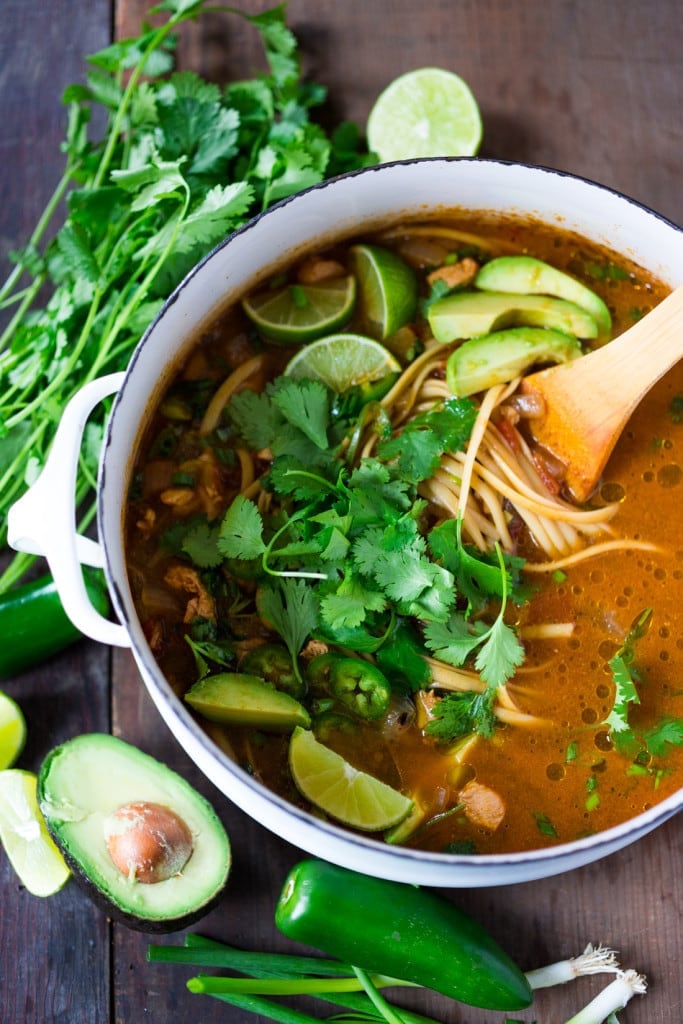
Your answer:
[428,290,598,344]
[446,326,582,397]
[185,672,311,731]
[38,733,230,932]
[474,255,612,341]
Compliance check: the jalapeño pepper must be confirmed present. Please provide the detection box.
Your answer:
[241,643,305,699]
[307,653,391,721]
[0,569,110,679]
[275,858,532,1012]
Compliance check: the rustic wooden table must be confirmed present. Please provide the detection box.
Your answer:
[1,2,682,1022]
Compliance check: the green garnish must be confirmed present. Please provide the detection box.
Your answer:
[0,0,371,594]
[533,812,558,838]
[213,375,526,706]
[605,608,683,763]
[670,394,683,423]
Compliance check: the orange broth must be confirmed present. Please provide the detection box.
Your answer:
[124,215,683,854]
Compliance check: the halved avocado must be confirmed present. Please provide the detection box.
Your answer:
[37,733,231,932]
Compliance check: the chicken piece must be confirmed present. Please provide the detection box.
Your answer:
[159,451,228,520]
[135,506,156,536]
[415,689,439,729]
[159,487,197,510]
[193,450,226,521]
[164,564,216,623]
[426,256,479,290]
[296,257,347,284]
[300,638,329,663]
[457,779,506,831]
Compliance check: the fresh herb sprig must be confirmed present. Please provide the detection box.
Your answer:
[176,373,527,726]
[605,607,683,763]
[0,0,371,592]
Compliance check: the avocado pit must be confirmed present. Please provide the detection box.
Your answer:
[104,800,193,883]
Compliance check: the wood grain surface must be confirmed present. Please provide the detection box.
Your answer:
[1,2,682,1022]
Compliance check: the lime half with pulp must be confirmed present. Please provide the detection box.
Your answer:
[0,769,70,896]
[367,67,482,163]
[350,243,418,340]
[289,726,413,831]
[242,275,356,344]
[0,691,26,769]
[285,332,400,392]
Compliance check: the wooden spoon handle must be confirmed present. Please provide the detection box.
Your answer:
[555,282,683,429]
[521,283,683,501]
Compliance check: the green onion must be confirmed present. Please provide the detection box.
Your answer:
[564,970,646,1024]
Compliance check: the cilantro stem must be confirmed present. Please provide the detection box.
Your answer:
[91,21,177,191]
[282,469,342,496]
[262,506,328,581]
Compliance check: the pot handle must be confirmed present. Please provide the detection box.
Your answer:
[7,373,131,648]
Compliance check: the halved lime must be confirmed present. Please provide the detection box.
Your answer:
[350,243,418,340]
[242,275,356,344]
[367,67,483,163]
[285,332,400,392]
[289,726,413,831]
[0,769,70,896]
[0,691,26,770]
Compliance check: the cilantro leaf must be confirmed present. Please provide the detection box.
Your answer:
[377,397,477,483]
[424,692,481,743]
[181,520,222,568]
[228,388,283,449]
[429,517,527,612]
[373,548,455,622]
[423,614,488,666]
[270,377,330,449]
[378,427,443,483]
[257,579,318,680]
[643,717,683,758]
[320,574,387,630]
[604,608,651,746]
[218,495,266,561]
[474,616,525,687]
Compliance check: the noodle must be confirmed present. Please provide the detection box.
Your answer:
[200,353,265,434]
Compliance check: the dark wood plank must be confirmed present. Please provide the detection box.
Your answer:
[0,4,113,1021]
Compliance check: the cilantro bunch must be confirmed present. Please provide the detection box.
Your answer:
[0,0,371,592]
[176,373,528,735]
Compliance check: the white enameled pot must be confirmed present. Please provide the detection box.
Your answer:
[9,159,683,886]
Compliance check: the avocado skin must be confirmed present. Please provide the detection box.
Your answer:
[37,733,231,933]
[48,836,227,933]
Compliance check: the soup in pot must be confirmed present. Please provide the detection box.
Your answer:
[124,214,683,854]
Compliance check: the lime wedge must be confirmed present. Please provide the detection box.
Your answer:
[285,332,400,392]
[242,275,356,344]
[0,691,26,769]
[0,769,70,896]
[367,67,482,162]
[289,726,413,831]
[350,243,418,339]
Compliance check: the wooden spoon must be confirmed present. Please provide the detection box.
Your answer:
[520,284,683,502]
